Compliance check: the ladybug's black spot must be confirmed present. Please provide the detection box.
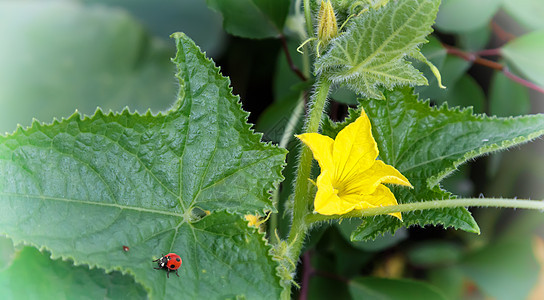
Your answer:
[176,258,180,262]
[170,264,175,269]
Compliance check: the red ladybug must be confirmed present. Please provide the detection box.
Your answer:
[153,253,182,278]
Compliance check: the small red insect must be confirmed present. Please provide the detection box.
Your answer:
[122,245,130,252]
[153,253,182,278]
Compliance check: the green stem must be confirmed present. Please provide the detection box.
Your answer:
[287,77,331,262]
[303,0,314,38]
[305,198,544,223]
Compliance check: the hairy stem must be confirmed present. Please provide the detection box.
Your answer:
[286,77,331,278]
[305,198,544,223]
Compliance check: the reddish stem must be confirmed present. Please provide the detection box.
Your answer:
[298,251,350,300]
[299,251,314,300]
[504,69,544,94]
[491,21,516,43]
[279,34,307,82]
[444,45,503,71]
[475,48,502,57]
[444,44,544,95]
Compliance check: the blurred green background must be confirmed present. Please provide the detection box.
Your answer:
[1,0,544,299]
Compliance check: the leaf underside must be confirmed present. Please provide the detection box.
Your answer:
[323,87,544,241]
[0,32,286,298]
[316,0,441,99]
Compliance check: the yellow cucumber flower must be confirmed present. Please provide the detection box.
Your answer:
[296,109,412,219]
[245,214,261,227]
[244,212,270,233]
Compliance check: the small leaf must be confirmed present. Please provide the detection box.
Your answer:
[489,71,530,117]
[461,237,539,300]
[205,0,289,38]
[457,25,492,51]
[435,0,501,33]
[0,32,287,298]
[428,266,465,300]
[501,30,544,88]
[324,87,544,240]
[443,74,485,114]
[407,241,463,267]
[315,0,441,98]
[349,277,447,300]
[502,0,544,31]
[0,247,147,299]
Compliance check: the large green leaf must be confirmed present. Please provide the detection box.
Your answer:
[489,71,530,117]
[443,74,485,114]
[0,1,176,133]
[502,0,544,30]
[0,247,147,299]
[435,0,501,33]
[205,0,289,39]
[323,87,544,241]
[0,33,287,299]
[501,30,544,88]
[80,0,226,56]
[315,0,440,99]
[461,237,539,300]
[407,241,462,267]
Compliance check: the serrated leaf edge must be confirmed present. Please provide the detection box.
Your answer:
[172,32,287,215]
[1,32,288,297]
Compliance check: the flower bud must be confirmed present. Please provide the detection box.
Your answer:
[317,0,338,44]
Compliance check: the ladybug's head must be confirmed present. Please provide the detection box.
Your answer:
[156,255,170,268]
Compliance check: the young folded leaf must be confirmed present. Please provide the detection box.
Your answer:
[315,0,441,99]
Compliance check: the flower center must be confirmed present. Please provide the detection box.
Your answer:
[332,181,346,197]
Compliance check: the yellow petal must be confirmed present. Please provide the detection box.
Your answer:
[332,110,379,183]
[352,185,402,220]
[370,160,412,187]
[296,133,335,171]
[343,160,412,195]
[244,214,260,227]
[314,170,356,215]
